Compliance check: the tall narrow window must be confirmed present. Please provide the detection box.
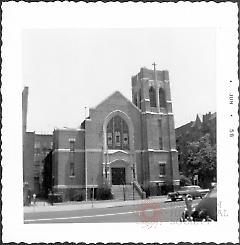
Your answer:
[34,141,41,154]
[138,89,142,109]
[114,131,121,147]
[123,133,128,146]
[159,88,166,108]
[158,119,163,150]
[69,138,75,152]
[107,132,113,146]
[133,93,138,107]
[159,163,166,176]
[159,137,163,150]
[149,86,156,107]
[70,162,75,177]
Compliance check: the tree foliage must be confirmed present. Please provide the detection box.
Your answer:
[178,134,216,188]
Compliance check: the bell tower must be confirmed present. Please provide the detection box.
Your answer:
[131,64,180,192]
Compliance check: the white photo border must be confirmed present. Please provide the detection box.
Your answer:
[1,2,239,243]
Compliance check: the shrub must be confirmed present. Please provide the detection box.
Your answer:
[96,185,113,200]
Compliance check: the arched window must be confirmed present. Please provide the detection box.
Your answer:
[107,115,129,150]
[149,86,156,107]
[138,89,142,109]
[159,88,166,108]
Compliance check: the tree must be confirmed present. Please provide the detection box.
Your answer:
[184,134,216,188]
[180,174,192,187]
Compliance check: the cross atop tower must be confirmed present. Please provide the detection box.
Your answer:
[152,62,157,71]
[152,62,157,81]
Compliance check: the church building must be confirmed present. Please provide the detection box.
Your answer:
[51,66,180,200]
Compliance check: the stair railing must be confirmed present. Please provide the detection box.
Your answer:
[133,180,146,199]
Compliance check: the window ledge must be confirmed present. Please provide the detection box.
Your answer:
[159,174,166,178]
[69,176,75,178]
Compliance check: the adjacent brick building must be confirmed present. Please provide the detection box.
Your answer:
[176,112,216,145]
[22,86,53,196]
[23,132,53,195]
[52,66,180,199]
[33,134,53,194]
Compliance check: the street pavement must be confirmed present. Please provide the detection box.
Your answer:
[24,196,201,223]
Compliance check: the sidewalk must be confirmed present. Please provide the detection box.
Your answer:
[24,196,168,213]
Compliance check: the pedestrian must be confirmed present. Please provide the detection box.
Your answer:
[33,193,36,205]
[180,194,194,221]
[49,190,53,206]
[27,194,31,206]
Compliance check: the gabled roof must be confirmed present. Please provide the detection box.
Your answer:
[93,90,141,112]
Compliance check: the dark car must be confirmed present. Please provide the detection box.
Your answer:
[180,186,217,221]
[48,193,63,203]
[168,185,210,201]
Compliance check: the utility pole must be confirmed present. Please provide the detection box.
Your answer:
[85,106,88,202]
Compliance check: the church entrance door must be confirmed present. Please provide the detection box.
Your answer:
[111,168,125,185]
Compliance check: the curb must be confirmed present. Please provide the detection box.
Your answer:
[24,197,167,213]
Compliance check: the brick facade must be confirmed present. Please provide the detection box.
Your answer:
[52,67,180,198]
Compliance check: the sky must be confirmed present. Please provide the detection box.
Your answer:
[23,28,216,134]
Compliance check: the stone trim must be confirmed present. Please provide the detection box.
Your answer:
[86,149,102,152]
[106,149,130,155]
[147,149,169,153]
[53,148,176,154]
[87,184,98,188]
[53,148,103,154]
[135,149,170,153]
[148,79,164,83]
[142,111,174,115]
[53,185,85,189]
[54,127,85,132]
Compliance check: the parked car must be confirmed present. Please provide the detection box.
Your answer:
[180,186,217,221]
[168,185,210,201]
[48,192,63,204]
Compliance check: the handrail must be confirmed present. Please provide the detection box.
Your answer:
[133,180,146,199]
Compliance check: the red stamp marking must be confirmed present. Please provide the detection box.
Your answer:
[138,201,161,223]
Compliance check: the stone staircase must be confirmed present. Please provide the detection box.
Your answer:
[111,184,142,200]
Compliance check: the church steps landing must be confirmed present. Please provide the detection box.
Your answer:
[111,185,141,200]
